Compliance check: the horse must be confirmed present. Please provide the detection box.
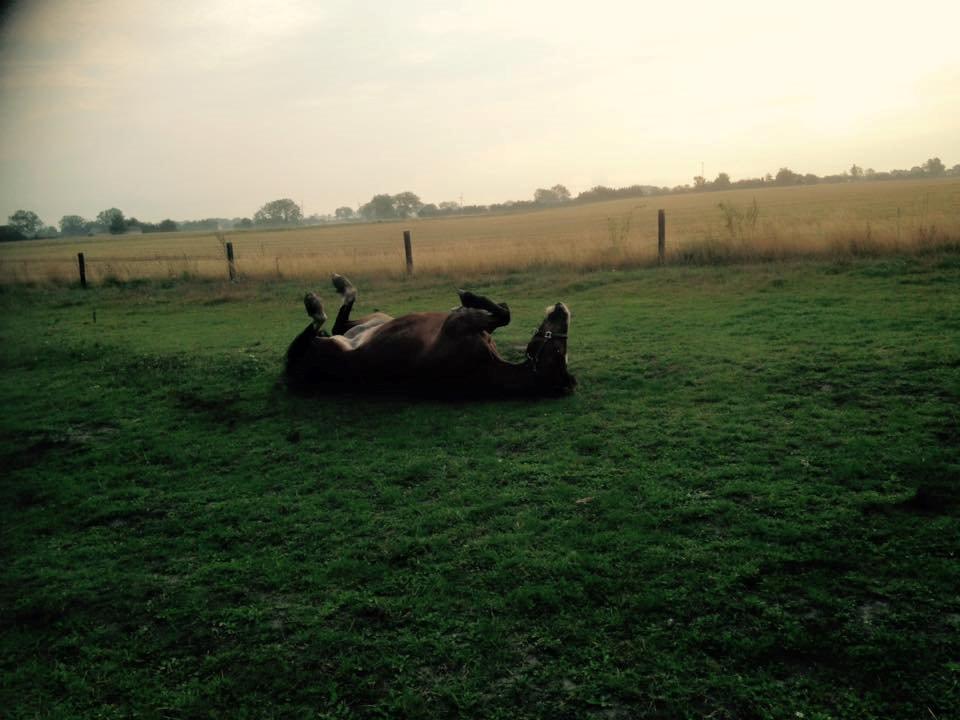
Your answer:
[284,274,575,397]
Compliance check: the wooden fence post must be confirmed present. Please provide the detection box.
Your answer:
[77,252,87,289]
[657,209,666,265]
[403,230,414,274]
[225,241,236,281]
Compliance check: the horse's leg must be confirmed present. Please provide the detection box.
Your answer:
[285,321,320,384]
[290,292,330,384]
[456,289,510,331]
[445,307,511,336]
[303,292,327,330]
[285,323,353,386]
[331,273,360,336]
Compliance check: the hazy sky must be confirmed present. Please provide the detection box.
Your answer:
[1,0,959,223]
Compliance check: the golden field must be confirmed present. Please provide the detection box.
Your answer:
[2,178,958,284]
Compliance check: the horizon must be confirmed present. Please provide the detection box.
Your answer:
[2,0,959,225]
[5,154,960,227]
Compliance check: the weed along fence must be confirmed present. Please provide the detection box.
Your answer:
[2,180,958,285]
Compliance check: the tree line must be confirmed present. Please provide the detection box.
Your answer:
[0,199,305,241]
[689,157,955,192]
[345,157,957,221]
[3,157,956,241]
[1,208,181,241]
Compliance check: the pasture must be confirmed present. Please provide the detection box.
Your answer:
[2,255,959,718]
[1,178,959,284]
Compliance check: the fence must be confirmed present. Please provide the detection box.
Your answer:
[1,213,670,287]
[6,194,948,286]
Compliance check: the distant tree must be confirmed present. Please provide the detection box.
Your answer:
[177,218,214,232]
[460,204,488,214]
[577,186,614,202]
[8,209,43,238]
[59,214,90,236]
[38,225,59,238]
[96,208,126,234]
[923,157,945,176]
[180,218,221,231]
[949,164,960,177]
[533,185,570,204]
[774,168,800,186]
[359,194,397,220]
[254,198,302,226]
[392,191,423,218]
[850,164,863,179]
[803,173,820,185]
[158,219,179,232]
[693,175,707,190]
[713,173,731,190]
[0,225,25,242]
[534,188,559,204]
[439,201,461,213]
[418,203,439,217]
[334,206,354,220]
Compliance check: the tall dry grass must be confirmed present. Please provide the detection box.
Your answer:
[2,178,958,284]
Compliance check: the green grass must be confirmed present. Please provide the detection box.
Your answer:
[2,257,959,718]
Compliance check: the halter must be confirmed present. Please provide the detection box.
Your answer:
[527,328,568,373]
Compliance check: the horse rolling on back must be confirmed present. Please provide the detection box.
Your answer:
[285,274,575,397]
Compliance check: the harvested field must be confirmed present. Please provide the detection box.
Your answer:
[1,178,958,284]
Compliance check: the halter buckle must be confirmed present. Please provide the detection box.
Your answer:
[543,331,552,339]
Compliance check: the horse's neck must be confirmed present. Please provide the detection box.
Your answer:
[487,358,540,393]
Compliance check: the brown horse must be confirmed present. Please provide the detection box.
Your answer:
[285,274,575,396]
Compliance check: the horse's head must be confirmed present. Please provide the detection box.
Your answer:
[526,302,576,394]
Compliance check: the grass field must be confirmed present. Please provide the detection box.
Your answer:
[2,255,959,718]
[2,178,959,284]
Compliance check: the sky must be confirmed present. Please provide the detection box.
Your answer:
[1,0,959,224]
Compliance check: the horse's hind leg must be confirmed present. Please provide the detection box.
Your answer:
[331,273,359,335]
[457,289,510,331]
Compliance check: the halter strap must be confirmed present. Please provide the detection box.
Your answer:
[534,329,568,340]
[527,328,568,372]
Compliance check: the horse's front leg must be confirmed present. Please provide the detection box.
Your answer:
[331,273,359,336]
[304,293,327,331]
[455,289,510,332]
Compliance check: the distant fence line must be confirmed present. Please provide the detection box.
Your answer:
[4,255,228,264]
[4,212,672,287]
[43,204,959,284]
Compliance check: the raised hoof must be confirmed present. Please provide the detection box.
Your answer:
[304,292,327,327]
[331,273,356,303]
